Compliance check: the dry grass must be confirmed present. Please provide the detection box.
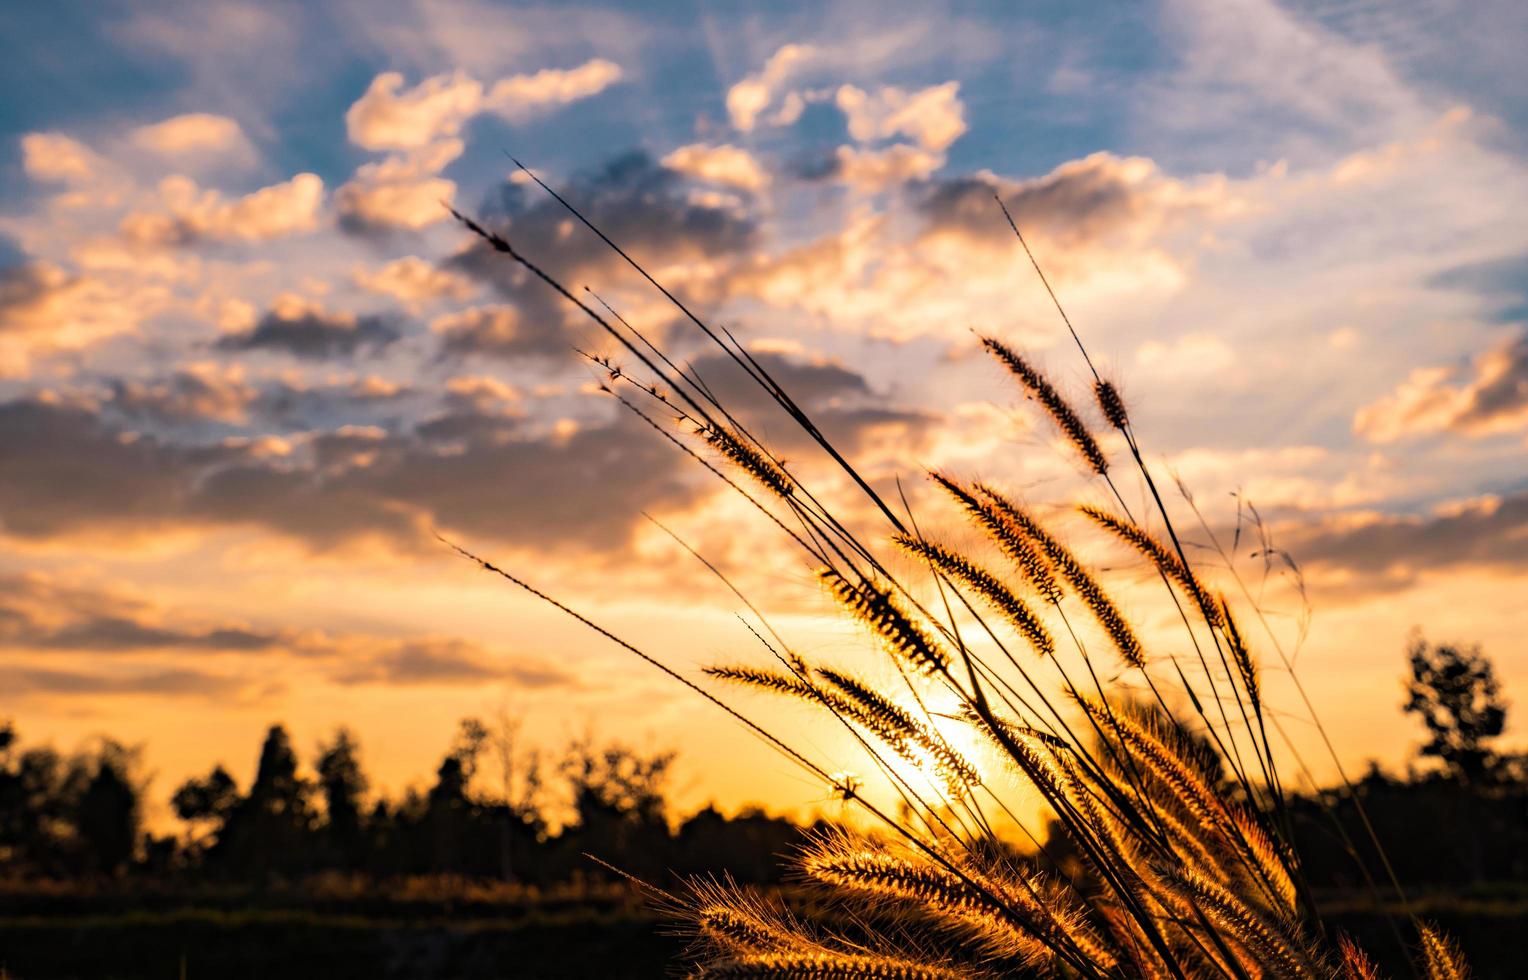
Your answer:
[445,167,1471,979]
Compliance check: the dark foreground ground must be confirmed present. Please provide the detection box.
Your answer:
[1,885,1524,978]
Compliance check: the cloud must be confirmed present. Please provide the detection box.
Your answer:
[1354,332,1528,442]
[486,59,623,122]
[449,152,758,351]
[431,304,563,360]
[920,152,1224,249]
[0,571,565,698]
[1287,492,1528,584]
[109,362,258,425]
[825,144,941,192]
[0,262,169,376]
[722,150,1225,344]
[335,138,463,234]
[354,256,477,311]
[215,296,400,359]
[0,666,252,698]
[120,172,324,246]
[675,347,935,460]
[0,572,285,654]
[20,133,101,184]
[0,389,701,553]
[344,60,623,152]
[346,70,484,151]
[726,44,817,132]
[662,144,769,191]
[330,637,572,688]
[132,113,252,159]
[836,81,966,152]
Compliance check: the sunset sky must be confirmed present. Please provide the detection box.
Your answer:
[2,0,1525,830]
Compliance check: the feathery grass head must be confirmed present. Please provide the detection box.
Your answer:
[928,471,1063,604]
[892,533,1055,657]
[1338,933,1383,980]
[705,664,818,698]
[980,335,1109,476]
[1417,921,1471,980]
[701,423,794,500]
[798,832,1075,969]
[814,668,980,793]
[1078,503,1224,633]
[693,951,971,979]
[450,184,1471,980]
[1219,594,1261,710]
[983,489,1143,668]
[1094,379,1130,431]
[678,878,819,957]
[818,568,951,677]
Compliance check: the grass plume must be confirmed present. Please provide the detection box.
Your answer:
[445,173,1473,980]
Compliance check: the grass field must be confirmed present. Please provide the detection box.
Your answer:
[2,886,1524,979]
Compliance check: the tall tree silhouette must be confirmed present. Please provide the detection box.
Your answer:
[219,725,315,877]
[315,728,368,870]
[1404,636,1508,785]
[74,741,140,875]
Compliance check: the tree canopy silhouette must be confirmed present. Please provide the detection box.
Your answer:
[1404,635,1509,785]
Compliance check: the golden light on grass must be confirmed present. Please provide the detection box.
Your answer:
[436,164,1475,979]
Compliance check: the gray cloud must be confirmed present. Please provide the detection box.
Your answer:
[109,367,258,425]
[920,154,1172,248]
[445,151,758,361]
[0,573,293,655]
[0,573,571,699]
[0,393,698,552]
[675,348,935,458]
[216,307,400,360]
[330,637,573,689]
[0,666,253,698]
[1355,331,1528,442]
[1286,491,1528,583]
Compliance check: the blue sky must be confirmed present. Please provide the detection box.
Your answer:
[1,0,1525,820]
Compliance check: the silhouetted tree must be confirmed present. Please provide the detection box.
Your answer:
[215,724,315,878]
[560,738,676,878]
[315,728,368,869]
[172,766,239,831]
[1404,636,1508,785]
[74,741,140,875]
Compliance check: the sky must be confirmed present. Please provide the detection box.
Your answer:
[1,0,1526,830]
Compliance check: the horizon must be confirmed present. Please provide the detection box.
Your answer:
[3,0,1527,837]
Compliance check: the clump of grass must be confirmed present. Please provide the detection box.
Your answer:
[446,166,1471,980]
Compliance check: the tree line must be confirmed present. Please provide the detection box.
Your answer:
[1,637,1521,890]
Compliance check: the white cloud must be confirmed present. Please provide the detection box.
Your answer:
[335,138,464,233]
[1354,334,1528,443]
[830,144,941,192]
[485,59,623,122]
[345,71,485,151]
[132,113,251,158]
[353,257,477,311]
[0,262,170,376]
[661,143,769,191]
[120,172,324,245]
[20,133,101,184]
[835,81,966,152]
[345,60,622,151]
[726,44,816,132]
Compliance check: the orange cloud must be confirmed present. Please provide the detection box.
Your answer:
[835,81,966,152]
[121,172,324,245]
[662,144,770,191]
[132,113,251,158]
[345,61,623,151]
[1355,333,1528,442]
[20,133,101,184]
[354,256,477,311]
